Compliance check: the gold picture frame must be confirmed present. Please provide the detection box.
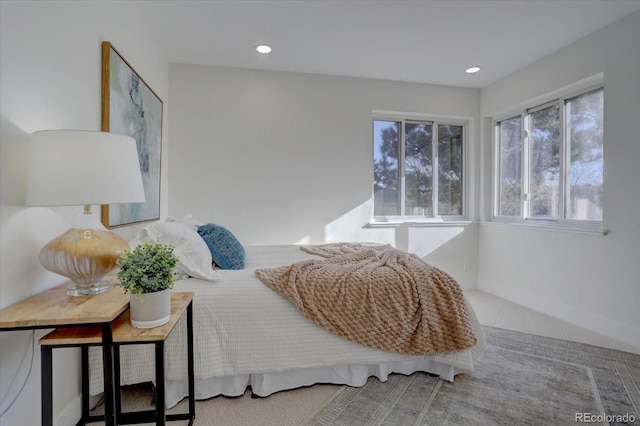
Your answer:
[101,41,163,228]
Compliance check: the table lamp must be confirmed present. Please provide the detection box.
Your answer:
[26,130,146,296]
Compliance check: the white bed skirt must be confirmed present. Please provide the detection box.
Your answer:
[163,359,455,408]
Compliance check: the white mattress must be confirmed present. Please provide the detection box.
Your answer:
[90,245,485,407]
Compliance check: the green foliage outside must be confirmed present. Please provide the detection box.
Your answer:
[498,89,603,219]
[373,120,463,216]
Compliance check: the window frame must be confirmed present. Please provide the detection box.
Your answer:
[492,78,604,234]
[372,112,469,224]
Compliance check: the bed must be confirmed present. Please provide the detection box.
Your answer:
[89,220,486,408]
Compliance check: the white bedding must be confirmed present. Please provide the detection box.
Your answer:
[90,245,485,407]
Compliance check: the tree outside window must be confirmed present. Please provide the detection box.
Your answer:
[373,118,464,219]
[495,87,603,225]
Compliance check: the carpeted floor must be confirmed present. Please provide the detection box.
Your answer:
[306,326,640,425]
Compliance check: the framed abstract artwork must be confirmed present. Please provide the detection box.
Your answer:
[101,41,163,228]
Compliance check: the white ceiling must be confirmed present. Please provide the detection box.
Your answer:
[137,0,640,88]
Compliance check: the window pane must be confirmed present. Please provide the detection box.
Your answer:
[438,124,463,215]
[373,120,400,215]
[498,117,522,216]
[404,122,433,216]
[566,89,603,220]
[529,105,560,218]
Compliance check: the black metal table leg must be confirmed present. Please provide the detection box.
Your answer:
[76,345,105,426]
[114,343,122,421]
[80,346,90,424]
[41,345,53,426]
[101,322,116,426]
[155,341,166,425]
[187,302,195,424]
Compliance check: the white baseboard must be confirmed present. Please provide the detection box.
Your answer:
[481,285,640,352]
[54,394,81,426]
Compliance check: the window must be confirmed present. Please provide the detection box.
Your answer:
[373,117,465,221]
[497,116,522,217]
[494,86,603,230]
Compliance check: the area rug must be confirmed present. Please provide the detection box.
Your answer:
[305,326,640,425]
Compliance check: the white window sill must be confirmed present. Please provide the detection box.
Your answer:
[365,220,474,229]
[481,220,608,236]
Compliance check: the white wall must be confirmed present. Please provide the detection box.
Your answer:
[0,1,169,425]
[478,11,640,349]
[4,2,636,424]
[168,64,480,287]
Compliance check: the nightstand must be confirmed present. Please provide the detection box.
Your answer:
[0,280,129,426]
[39,292,195,426]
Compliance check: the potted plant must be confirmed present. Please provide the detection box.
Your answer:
[116,241,179,328]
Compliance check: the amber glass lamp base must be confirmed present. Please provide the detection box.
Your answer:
[39,226,130,296]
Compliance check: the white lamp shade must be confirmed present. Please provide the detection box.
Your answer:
[26,130,146,206]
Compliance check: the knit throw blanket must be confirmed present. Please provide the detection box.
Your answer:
[255,243,477,355]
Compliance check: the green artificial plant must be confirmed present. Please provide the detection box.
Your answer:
[116,241,179,297]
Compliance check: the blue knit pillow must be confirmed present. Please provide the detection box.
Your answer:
[197,224,245,270]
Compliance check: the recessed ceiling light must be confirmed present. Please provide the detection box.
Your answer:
[465,66,481,74]
[255,44,272,54]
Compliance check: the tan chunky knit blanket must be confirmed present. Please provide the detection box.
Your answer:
[255,243,477,355]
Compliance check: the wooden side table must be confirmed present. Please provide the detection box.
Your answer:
[0,280,129,426]
[39,292,195,426]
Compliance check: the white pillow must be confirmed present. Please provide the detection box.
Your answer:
[165,213,205,229]
[138,221,220,281]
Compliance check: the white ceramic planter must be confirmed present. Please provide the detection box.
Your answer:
[129,289,171,328]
